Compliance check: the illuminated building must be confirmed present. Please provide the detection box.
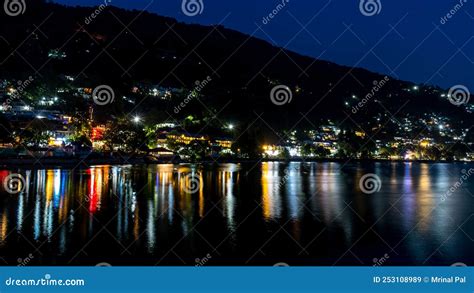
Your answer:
[214,139,233,149]
[91,126,106,141]
[419,139,432,148]
[262,145,283,157]
[148,147,174,157]
[155,122,176,129]
[48,137,66,147]
[47,128,73,147]
[404,151,418,161]
[167,133,208,145]
[91,125,107,150]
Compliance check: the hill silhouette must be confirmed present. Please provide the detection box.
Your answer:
[0,0,471,139]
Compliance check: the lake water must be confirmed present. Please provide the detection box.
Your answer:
[0,162,473,266]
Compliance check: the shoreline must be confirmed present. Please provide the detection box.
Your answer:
[0,156,471,169]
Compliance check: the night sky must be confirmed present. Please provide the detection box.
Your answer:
[53,0,473,90]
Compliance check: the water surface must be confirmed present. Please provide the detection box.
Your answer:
[0,162,472,266]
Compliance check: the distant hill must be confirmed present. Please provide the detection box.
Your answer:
[0,0,471,135]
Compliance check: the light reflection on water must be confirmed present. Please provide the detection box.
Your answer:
[0,162,472,265]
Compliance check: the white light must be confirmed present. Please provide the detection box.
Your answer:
[288,147,300,157]
[133,116,141,123]
[228,124,234,130]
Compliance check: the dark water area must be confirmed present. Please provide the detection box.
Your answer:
[0,162,473,266]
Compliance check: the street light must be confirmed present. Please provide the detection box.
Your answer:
[133,116,141,124]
